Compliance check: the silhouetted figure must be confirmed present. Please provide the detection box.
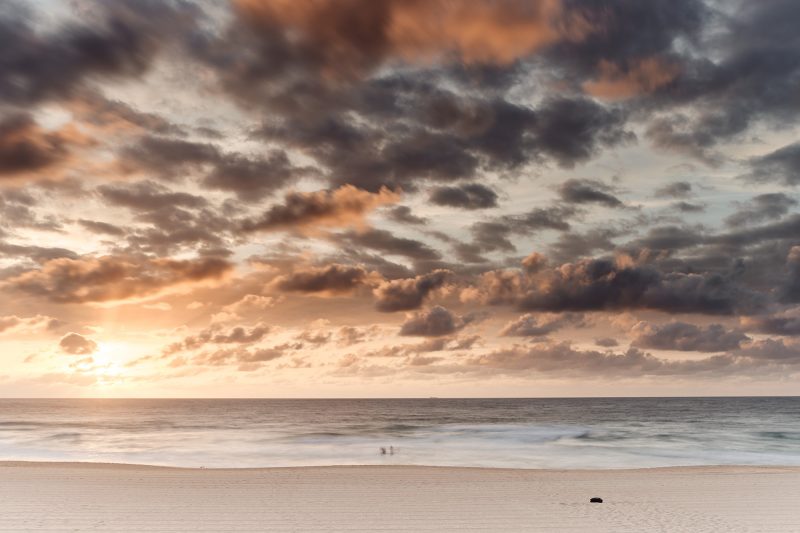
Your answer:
[380,447,386,455]
[389,446,394,455]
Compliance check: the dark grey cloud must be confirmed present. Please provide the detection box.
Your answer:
[385,206,427,225]
[117,135,218,178]
[457,205,578,262]
[73,91,183,136]
[119,135,307,200]
[783,247,800,303]
[399,306,467,337]
[743,142,800,186]
[632,321,749,352]
[77,219,126,237]
[0,190,62,232]
[655,181,693,199]
[734,338,800,362]
[628,225,704,253]
[272,264,369,295]
[0,114,70,177]
[558,179,624,208]
[671,201,705,213]
[429,183,498,210]
[0,0,200,105]
[96,180,233,254]
[4,253,231,303]
[373,269,450,312]
[336,229,441,262]
[641,0,800,160]
[241,186,398,233]
[59,333,98,355]
[725,193,797,227]
[473,257,765,316]
[98,180,207,211]
[164,323,272,355]
[464,342,747,378]
[0,242,78,264]
[595,337,619,347]
[742,310,800,336]
[500,312,585,337]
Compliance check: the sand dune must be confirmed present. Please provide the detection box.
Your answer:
[0,462,798,532]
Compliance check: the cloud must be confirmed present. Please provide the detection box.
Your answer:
[221,294,277,316]
[336,229,441,263]
[782,246,800,303]
[232,0,590,77]
[59,333,97,355]
[472,257,764,315]
[654,181,693,199]
[164,323,272,355]
[741,309,800,336]
[98,180,208,211]
[386,206,427,225]
[743,142,800,186]
[735,338,800,362]
[118,135,308,200]
[272,264,371,295]
[639,1,800,160]
[632,321,749,352]
[595,337,619,347]
[0,114,79,178]
[96,180,233,255]
[373,269,451,312]
[4,254,232,303]
[671,201,705,213]
[725,193,797,227]
[463,342,750,378]
[429,183,498,210]
[0,315,60,335]
[584,57,680,100]
[241,185,399,233]
[77,219,127,237]
[0,0,199,105]
[180,346,286,371]
[500,312,585,337]
[558,178,624,207]
[399,306,468,337]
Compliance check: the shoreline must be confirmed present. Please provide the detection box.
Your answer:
[2,463,799,531]
[2,459,800,472]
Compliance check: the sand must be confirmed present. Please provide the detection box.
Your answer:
[0,463,798,532]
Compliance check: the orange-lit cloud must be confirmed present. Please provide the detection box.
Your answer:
[235,0,591,77]
[0,114,92,179]
[584,57,680,100]
[4,255,232,303]
[242,185,400,234]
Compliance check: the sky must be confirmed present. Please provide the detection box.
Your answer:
[1,0,800,397]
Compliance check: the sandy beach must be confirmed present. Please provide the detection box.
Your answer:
[0,463,798,532]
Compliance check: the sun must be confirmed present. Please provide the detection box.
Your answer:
[78,342,129,386]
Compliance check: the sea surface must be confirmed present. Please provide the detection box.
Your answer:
[1,397,799,469]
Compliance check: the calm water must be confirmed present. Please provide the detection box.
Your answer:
[1,398,799,468]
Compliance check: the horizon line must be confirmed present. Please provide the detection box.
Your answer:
[2,395,799,400]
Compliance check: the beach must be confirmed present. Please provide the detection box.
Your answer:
[1,463,798,532]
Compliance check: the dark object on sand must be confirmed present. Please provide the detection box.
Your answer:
[590,497,603,503]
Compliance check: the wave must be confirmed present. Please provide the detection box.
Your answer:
[1,398,800,468]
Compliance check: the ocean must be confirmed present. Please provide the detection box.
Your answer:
[1,397,799,469]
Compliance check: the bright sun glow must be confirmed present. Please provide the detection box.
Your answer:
[73,342,128,386]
